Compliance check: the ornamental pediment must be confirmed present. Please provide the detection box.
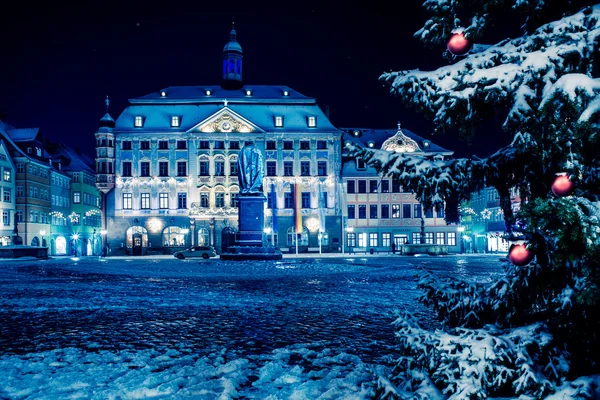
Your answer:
[188,107,263,134]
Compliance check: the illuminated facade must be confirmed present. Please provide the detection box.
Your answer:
[341,125,461,253]
[99,28,344,255]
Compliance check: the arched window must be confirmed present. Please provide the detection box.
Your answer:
[287,226,308,246]
[126,226,148,248]
[214,186,225,208]
[163,226,186,247]
[197,228,210,246]
[55,236,67,255]
[229,187,240,208]
[31,237,39,246]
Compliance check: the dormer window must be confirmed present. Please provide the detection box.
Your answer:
[171,116,180,127]
[274,116,284,127]
[245,89,252,96]
[205,89,212,96]
[160,91,167,97]
[282,90,289,96]
[134,116,144,127]
[356,159,366,170]
[36,148,42,157]
[308,116,316,127]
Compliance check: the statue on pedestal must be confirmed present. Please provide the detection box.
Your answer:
[238,143,264,194]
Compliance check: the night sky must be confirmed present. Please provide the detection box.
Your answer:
[1,1,519,159]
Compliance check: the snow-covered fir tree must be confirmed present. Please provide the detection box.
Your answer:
[348,1,600,398]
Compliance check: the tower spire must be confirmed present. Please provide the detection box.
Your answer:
[221,24,244,90]
[105,95,110,113]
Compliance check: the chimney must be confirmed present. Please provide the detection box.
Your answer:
[325,106,330,119]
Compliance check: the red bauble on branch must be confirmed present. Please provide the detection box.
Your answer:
[447,28,472,56]
[552,173,575,197]
[509,241,535,266]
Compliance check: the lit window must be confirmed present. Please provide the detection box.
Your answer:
[160,91,167,97]
[123,193,132,209]
[134,116,143,127]
[274,116,284,127]
[73,192,81,204]
[245,89,252,96]
[3,169,11,182]
[141,193,150,209]
[159,193,169,209]
[283,90,289,96]
[308,116,316,127]
[205,89,212,96]
[171,116,180,127]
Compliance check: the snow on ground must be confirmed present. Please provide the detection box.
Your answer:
[0,255,504,398]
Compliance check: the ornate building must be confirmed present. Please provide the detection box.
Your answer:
[340,125,461,253]
[98,27,343,255]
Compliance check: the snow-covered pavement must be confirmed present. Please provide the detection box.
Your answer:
[0,255,504,399]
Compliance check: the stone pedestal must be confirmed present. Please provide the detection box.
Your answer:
[220,194,282,261]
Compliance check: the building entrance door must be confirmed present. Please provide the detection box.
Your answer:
[394,235,408,246]
[132,233,143,255]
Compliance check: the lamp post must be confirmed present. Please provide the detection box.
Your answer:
[100,229,108,257]
[71,233,80,256]
[457,226,465,254]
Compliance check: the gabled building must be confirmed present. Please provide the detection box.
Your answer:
[340,125,461,253]
[51,144,102,256]
[3,125,51,247]
[97,27,344,255]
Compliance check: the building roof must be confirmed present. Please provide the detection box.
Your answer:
[51,143,95,174]
[341,127,453,155]
[5,127,40,142]
[132,85,311,103]
[116,86,340,134]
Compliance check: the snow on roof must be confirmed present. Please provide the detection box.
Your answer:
[5,127,40,142]
[341,127,453,155]
[132,85,312,103]
[115,103,340,133]
[52,143,95,174]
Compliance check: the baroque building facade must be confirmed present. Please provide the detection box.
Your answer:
[97,28,343,256]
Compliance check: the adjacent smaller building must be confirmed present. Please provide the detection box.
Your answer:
[0,134,16,245]
[341,124,461,253]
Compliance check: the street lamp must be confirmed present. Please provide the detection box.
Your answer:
[71,233,80,256]
[457,226,465,254]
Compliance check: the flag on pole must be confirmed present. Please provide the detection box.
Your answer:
[270,183,278,232]
[294,182,302,234]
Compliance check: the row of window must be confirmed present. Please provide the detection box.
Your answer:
[347,179,409,194]
[51,194,70,208]
[118,139,329,151]
[72,192,100,207]
[346,232,457,247]
[347,204,445,219]
[131,115,317,129]
[266,191,328,209]
[51,174,70,188]
[122,193,189,210]
[266,161,327,177]
[122,161,191,177]
[16,163,49,177]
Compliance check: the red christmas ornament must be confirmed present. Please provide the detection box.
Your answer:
[551,173,574,197]
[508,242,535,266]
[447,28,472,56]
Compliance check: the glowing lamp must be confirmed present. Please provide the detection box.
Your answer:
[508,241,534,266]
[551,173,574,197]
[447,29,472,56]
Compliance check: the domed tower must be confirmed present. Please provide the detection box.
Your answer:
[221,23,244,90]
[95,96,116,194]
